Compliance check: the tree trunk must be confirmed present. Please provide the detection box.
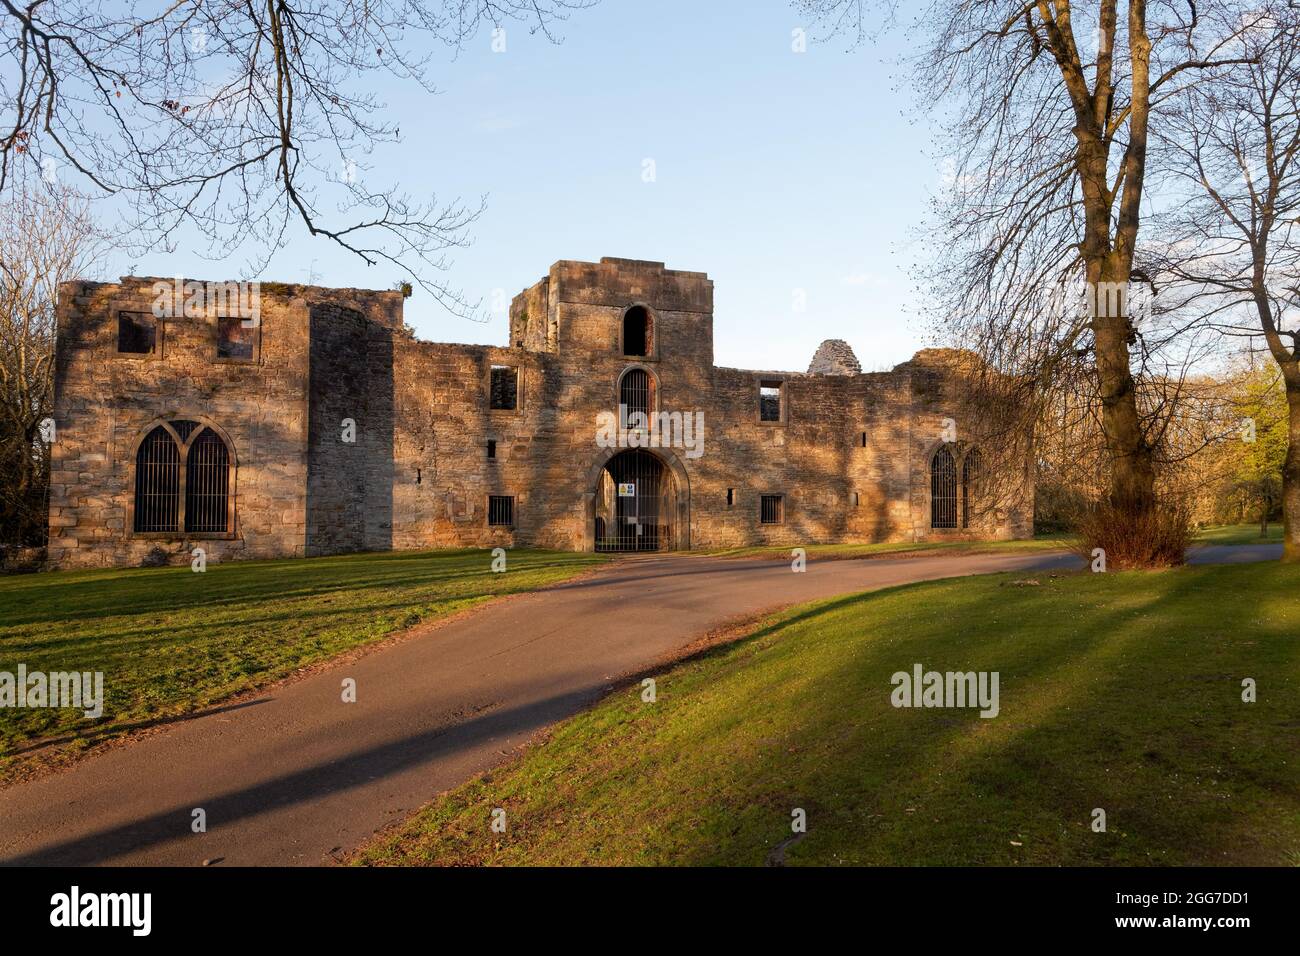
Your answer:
[1284,384,1300,562]
[1093,257,1157,517]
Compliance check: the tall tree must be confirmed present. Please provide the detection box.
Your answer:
[1154,2,1300,559]
[0,178,101,547]
[0,1,592,311]
[800,0,1261,529]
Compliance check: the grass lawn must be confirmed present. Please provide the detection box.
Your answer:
[1195,523,1285,546]
[356,562,1300,866]
[0,549,603,776]
[691,534,1075,562]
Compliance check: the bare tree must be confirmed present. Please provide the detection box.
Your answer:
[0,175,101,549]
[800,0,1263,532]
[1154,2,1300,559]
[0,1,593,312]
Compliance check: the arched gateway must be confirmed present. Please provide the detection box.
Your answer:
[585,448,689,552]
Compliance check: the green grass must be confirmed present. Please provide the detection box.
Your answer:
[690,534,1074,561]
[1195,523,1285,546]
[356,562,1300,866]
[691,524,1284,561]
[0,549,603,774]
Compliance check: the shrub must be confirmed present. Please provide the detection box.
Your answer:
[1035,481,1092,534]
[1071,499,1193,570]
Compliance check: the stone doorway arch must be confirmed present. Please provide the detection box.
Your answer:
[583,446,690,552]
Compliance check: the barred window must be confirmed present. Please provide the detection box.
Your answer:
[117,312,157,355]
[133,421,233,535]
[931,445,958,529]
[133,427,180,532]
[619,368,651,427]
[488,495,515,527]
[186,430,231,532]
[490,365,518,410]
[760,494,783,524]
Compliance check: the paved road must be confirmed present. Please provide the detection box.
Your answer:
[0,544,1278,866]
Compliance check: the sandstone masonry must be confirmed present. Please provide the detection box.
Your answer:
[48,257,1033,568]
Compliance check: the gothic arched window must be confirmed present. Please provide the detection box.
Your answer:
[133,421,233,535]
[134,426,181,533]
[619,367,652,428]
[930,445,958,529]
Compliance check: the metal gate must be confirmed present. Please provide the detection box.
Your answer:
[595,449,673,552]
[931,445,958,529]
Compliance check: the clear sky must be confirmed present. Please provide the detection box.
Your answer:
[111,0,941,373]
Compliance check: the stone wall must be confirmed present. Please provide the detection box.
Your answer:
[383,259,1030,554]
[306,303,396,555]
[48,278,401,568]
[49,259,1033,568]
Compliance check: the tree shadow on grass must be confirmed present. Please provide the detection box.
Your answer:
[562,567,1300,867]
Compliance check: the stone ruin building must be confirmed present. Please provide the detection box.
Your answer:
[47,257,1032,568]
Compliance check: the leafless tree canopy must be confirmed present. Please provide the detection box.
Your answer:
[0,174,100,546]
[799,0,1270,522]
[1153,5,1300,365]
[1151,2,1300,557]
[0,0,592,311]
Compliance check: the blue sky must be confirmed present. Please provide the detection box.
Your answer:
[113,0,941,372]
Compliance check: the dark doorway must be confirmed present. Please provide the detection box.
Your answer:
[622,306,650,357]
[595,449,674,552]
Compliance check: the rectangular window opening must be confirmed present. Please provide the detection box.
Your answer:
[117,312,157,355]
[759,381,782,422]
[760,494,783,525]
[860,431,867,447]
[217,315,256,361]
[490,365,518,410]
[726,487,734,508]
[487,439,497,459]
[488,495,514,527]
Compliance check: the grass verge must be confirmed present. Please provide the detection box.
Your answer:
[689,535,1074,562]
[1194,523,1284,546]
